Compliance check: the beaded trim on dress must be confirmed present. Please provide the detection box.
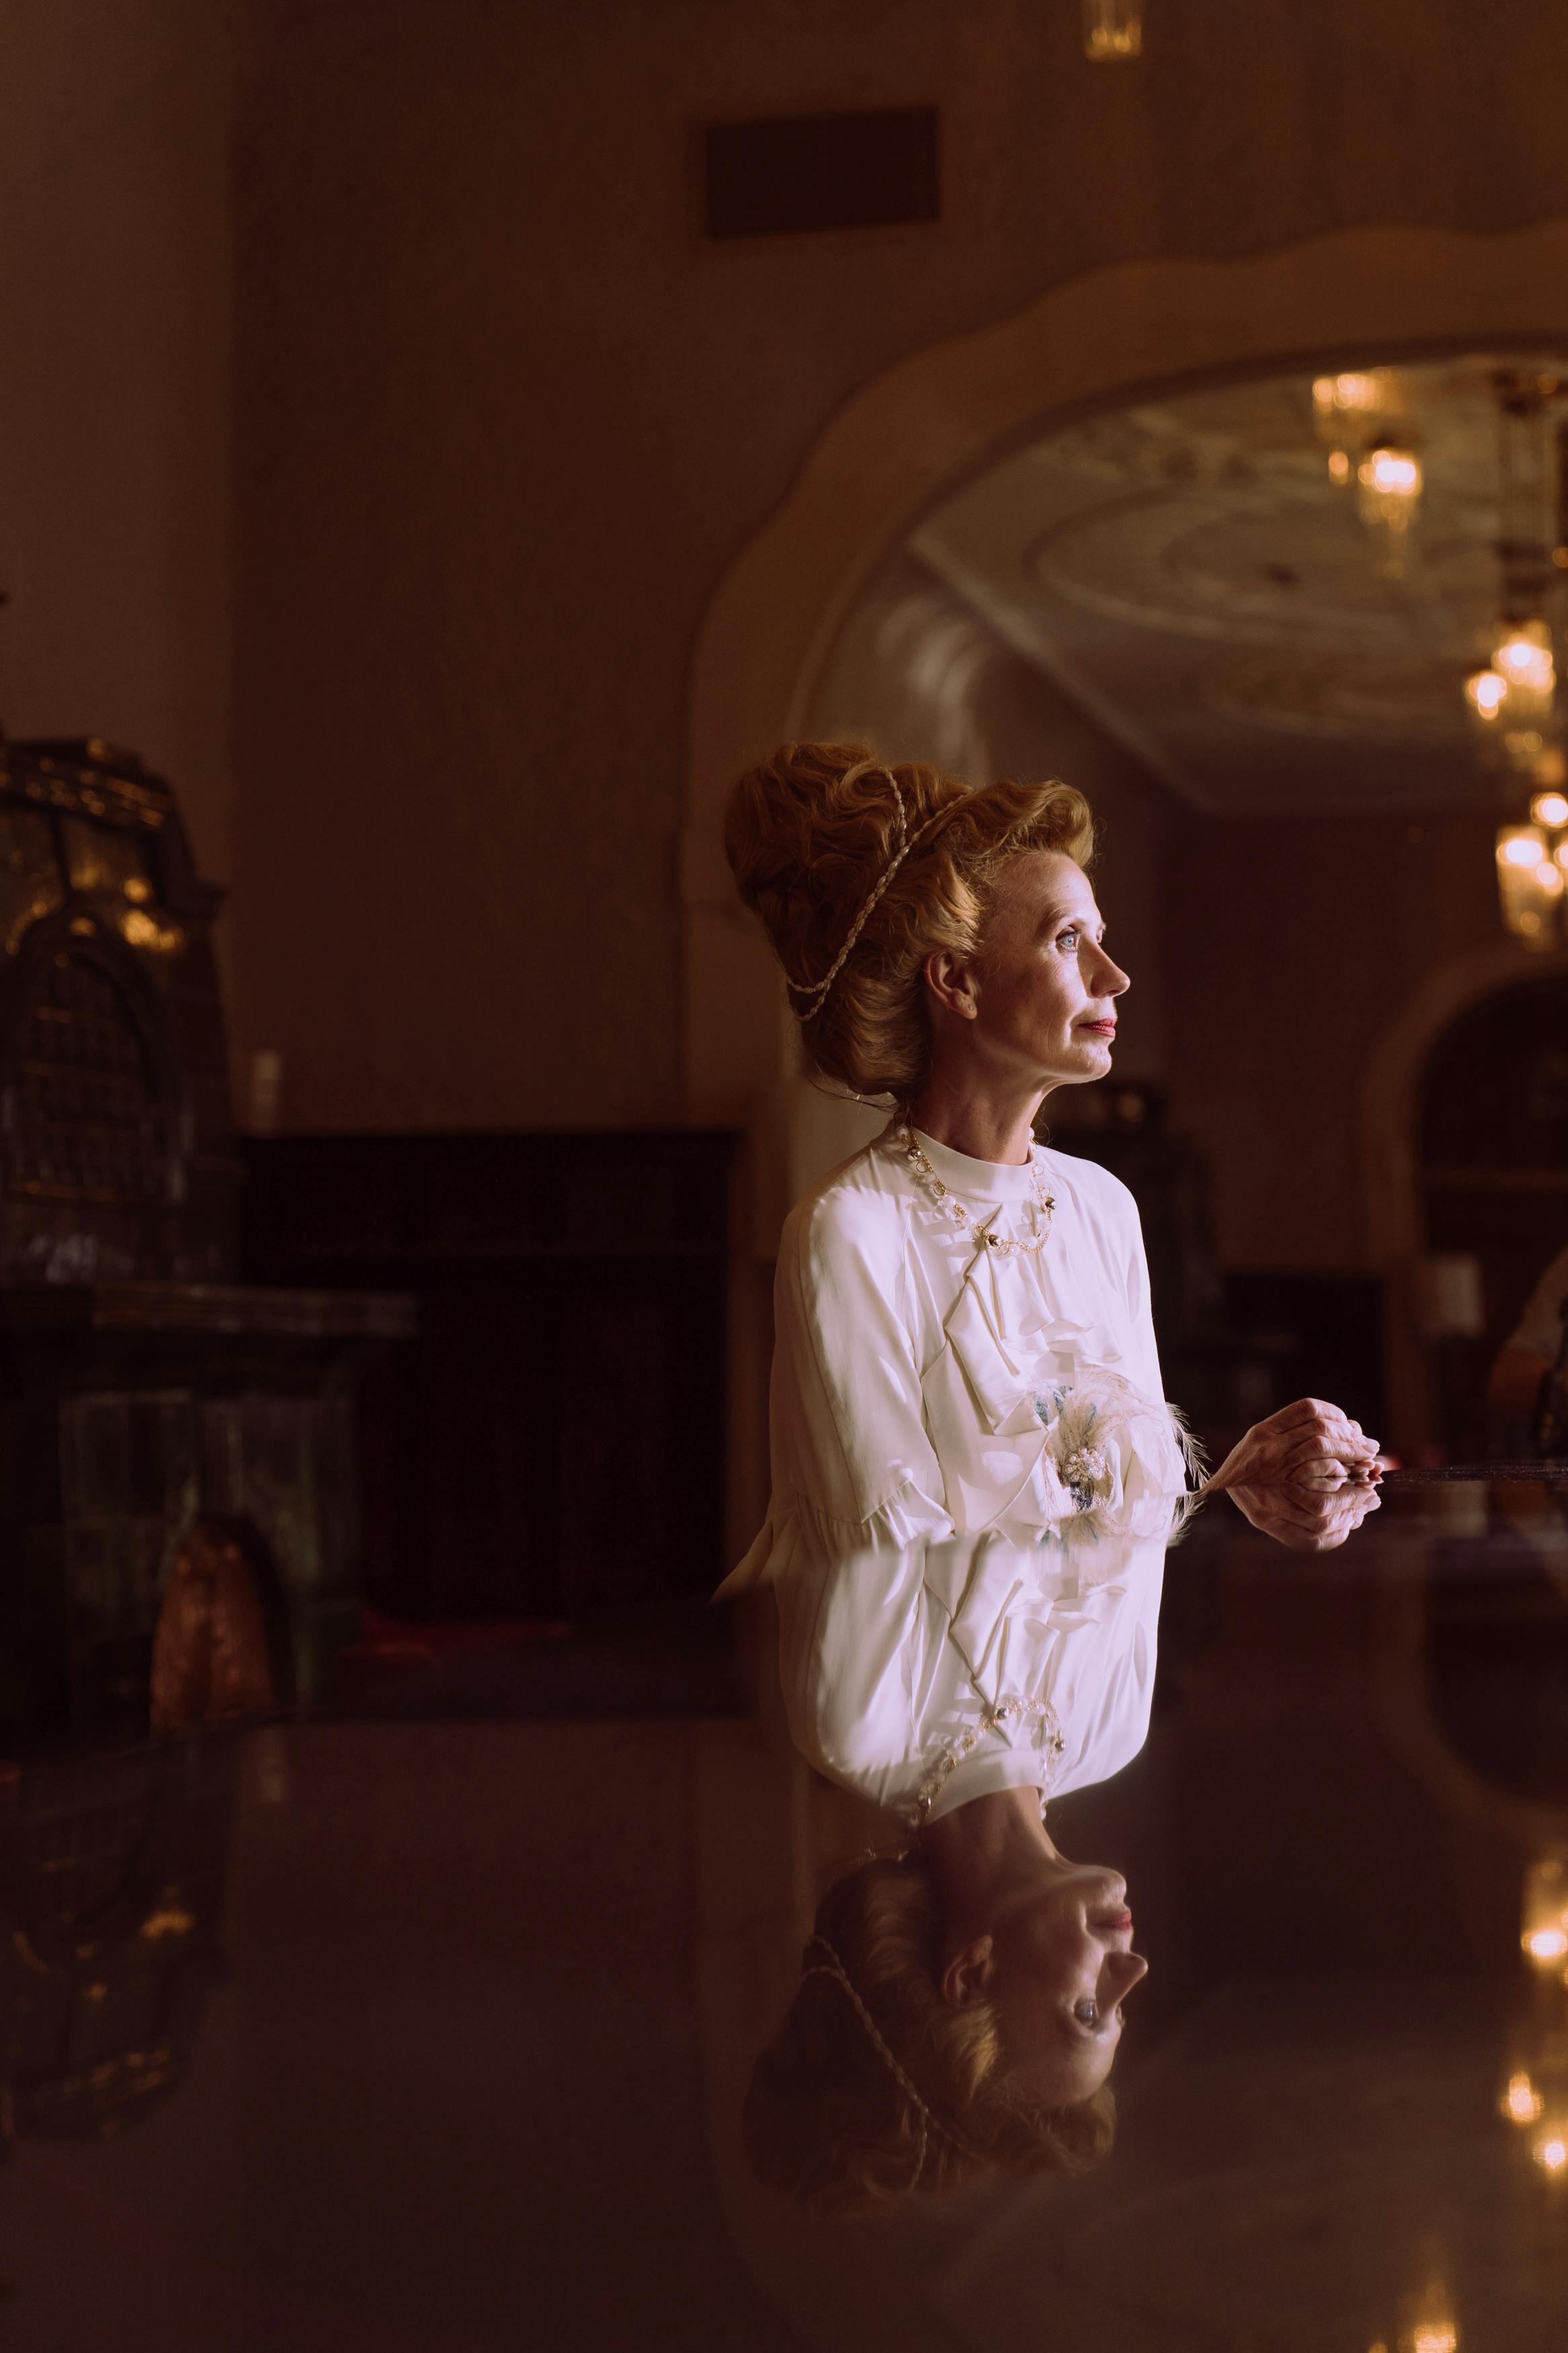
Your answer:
[911,1695,1066,1826]
[897,1123,1056,1258]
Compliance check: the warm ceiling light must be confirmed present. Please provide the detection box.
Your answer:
[1503,2071,1546,2124]
[1083,0,1143,58]
[1531,790,1568,827]
[1525,1925,1568,1961]
[1495,625,1556,699]
[1314,368,1413,507]
[1467,668,1508,720]
[1361,448,1421,497]
[1355,442,1423,574]
[1533,2131,1568,2173]
[1315,370,1387,415]
[1522,1856,1568,1952]
[1411,2329,1457,2353]
[1496,825,1563,945]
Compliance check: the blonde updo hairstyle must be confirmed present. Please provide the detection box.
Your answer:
[725,744,1096,1099]
[743,1853,1116,2217]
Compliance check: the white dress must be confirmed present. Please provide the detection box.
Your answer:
[774,1528,1169,1825]
[720,1123,1190,1597]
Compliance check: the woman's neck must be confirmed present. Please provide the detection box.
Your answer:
[919,1786,1058,1920]
[905,1076,1050,1167]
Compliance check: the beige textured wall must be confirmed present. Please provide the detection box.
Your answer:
[0,1,233,885]
[228,0,1568,1131]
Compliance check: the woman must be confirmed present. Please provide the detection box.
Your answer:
[722,742,1379,1587]
[725,742,1381,2210]
[747,1525,1163,2210]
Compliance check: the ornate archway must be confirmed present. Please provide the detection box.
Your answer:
[1363,939,1568,1454]
[684,218,1568,1127]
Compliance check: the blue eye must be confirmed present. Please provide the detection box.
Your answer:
[1058,927,1081,949]
[1073,1999,1100,2027]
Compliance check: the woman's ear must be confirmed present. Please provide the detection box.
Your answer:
[940,1933,995,2006]
[924,948,980,1021]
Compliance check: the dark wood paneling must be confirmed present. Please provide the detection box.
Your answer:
[702,108,940,239]
[239,1131,739,1623]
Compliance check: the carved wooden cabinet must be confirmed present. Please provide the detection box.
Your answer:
[0,739,411,1752]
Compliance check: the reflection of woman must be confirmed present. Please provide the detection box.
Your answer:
[725,743,1380,2209]
[748,1833,1130,2212]
[747,1534,1158,2210]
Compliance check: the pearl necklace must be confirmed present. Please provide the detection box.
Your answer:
[913,1697,1066,1826]
[898,1125,1057,1257]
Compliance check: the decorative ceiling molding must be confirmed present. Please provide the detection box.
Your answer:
[911,352,1568,809]
[686,218,1568,1110]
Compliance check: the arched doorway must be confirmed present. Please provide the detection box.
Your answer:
[687,218,1568,1485]
[1417,971,1568,1456]
[684,216,1568,1121]
[1363,941,1568,1456]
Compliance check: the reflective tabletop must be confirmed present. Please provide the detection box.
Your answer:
[2,1479,1566,2351]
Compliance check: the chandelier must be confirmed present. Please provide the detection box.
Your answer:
[1464,370,1568,946]
[1313,370,1423,575]
[1083,1,1143,60]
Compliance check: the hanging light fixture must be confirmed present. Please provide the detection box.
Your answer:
[1313,370,1423,569]
[1502,2070,1547,2125]
[1470,368,1568,939]
[1494,616,1557,720]
[1313,370,1389,479]
[1464,664,1508,728]
[1495,822,1567,946]
[1356,444,1424,576]
[1477,370,1561,773]
[1522,1856,1568,1962]
[1083,0,1143,60]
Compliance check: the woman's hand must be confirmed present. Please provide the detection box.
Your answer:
[1204,1397,1382,1495]
[1222,1474,1382,1552]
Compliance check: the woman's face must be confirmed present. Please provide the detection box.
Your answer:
[981,1858,1149,2106]
[953,850,1130,1090]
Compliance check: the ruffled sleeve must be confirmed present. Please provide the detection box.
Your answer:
[716,1183,953,1596]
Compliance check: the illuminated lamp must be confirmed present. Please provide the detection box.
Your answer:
[1493,619,1556,716]
[1083,0,1142,58]
[1313,368,1407,493]
[1495,826,1563,945]
[1356,445,1423,573]
[1501,2070,1546,2125]
[1522,1856,1568,1960]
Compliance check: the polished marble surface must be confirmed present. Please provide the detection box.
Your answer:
[2,1482,1566,2350]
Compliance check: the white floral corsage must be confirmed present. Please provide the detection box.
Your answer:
[1032,1371,1203,1540]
